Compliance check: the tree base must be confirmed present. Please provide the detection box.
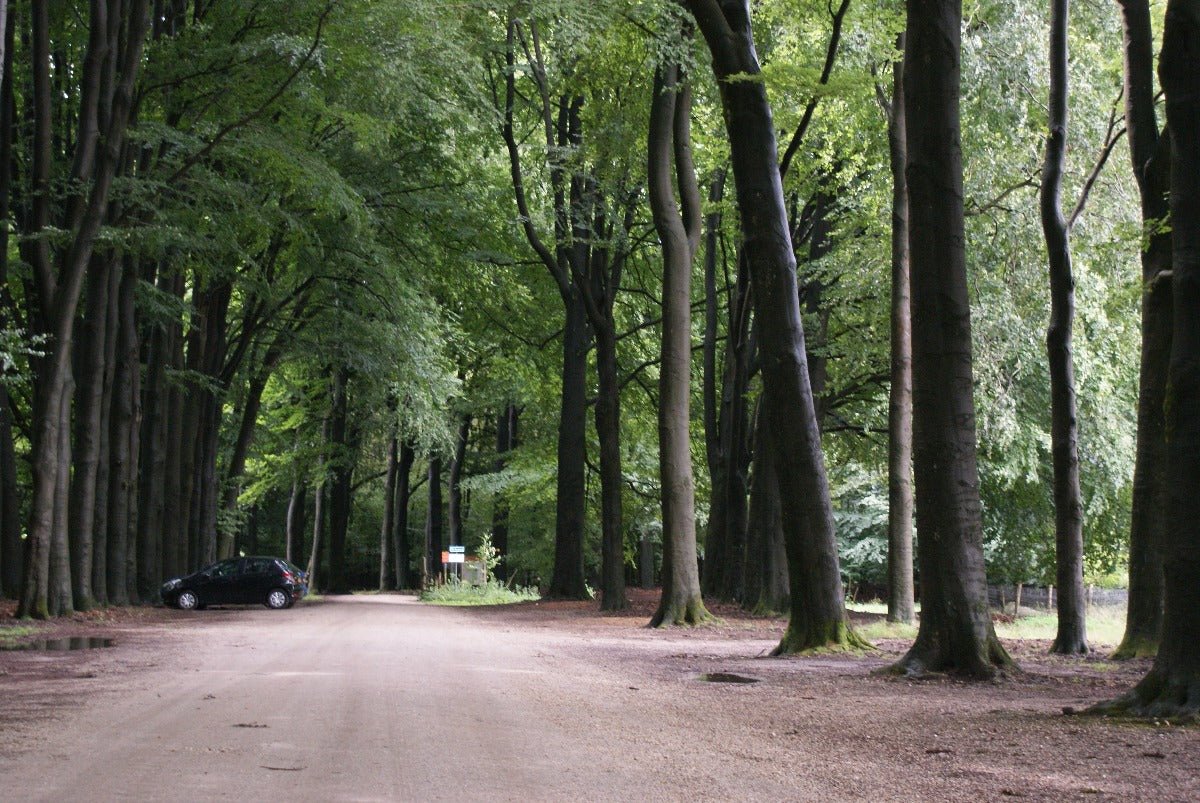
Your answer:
[1088,667,1200,721]
[1110,633,1159,660]
[885,634,1016,679]
[1049,635,1090,656]
[600,593,629,613]
[771,617,873,656]
[649,596,713,627]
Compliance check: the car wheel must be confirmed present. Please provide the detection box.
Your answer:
[266,588,290,609]
[177,590,199,610]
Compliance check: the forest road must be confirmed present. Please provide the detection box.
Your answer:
[0,595,794,802]
[5,595,1199,802]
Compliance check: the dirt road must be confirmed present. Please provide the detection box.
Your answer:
[2,595,1197,802]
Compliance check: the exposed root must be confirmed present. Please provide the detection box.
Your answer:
[1087,668,1200,722]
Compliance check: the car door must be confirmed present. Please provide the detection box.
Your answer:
[205,559,242,604]
[238,558,273,604]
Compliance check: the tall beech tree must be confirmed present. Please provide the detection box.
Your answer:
[1113,0,1173,660]
[1096,0,1200,715]
[890,0,1014,676]
[685,0,865,652]
[875,35,915,626]
[18,0,151,619]
[648,54,710,627]
[1040,0,1088,655]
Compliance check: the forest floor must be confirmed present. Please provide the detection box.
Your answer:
[0,590,1196,801]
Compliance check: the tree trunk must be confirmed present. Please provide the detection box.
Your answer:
[547,292,589,598]
[0,11,19,599]
[306,422,328,593]
[286,476,306,566]
[595,324,627,611]
[491,406,517,582]
[424,457,443,587]
[326,366,353,594]
[379,431,398,591]
[745,403,789,614]
[648,60,710,627]
[105,263,138,606]
[1041,0,1088,656]
[884,33,916,625]
[687,1,863,652]
[890,0,1014,675]
[448,414,470,550]
[701,170,731,601]
[1113,0,1172,660]
[49,387,74,616]
[1096,0,1200,715]
[92,255,121,602]
[394,440,415,589]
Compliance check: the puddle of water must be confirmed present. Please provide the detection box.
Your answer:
[0,637,115,652]
[697,672,759,684]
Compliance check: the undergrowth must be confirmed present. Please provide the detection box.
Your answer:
[421,580,540,606]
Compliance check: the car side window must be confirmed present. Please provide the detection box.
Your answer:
[245,558,271,574]
[211,560,239,578]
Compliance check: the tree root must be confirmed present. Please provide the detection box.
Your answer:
[1110,634,1159,660]
[1087,668,1200,722]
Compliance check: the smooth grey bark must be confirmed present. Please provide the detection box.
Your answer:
[687,0,863,652]
[879,34,915,625]
[1041,0,1088,656]
[890,0,1014,675]
[1114,0,1172,660]
[648,59,709,627]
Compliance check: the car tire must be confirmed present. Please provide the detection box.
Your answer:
[266,588,290,610]
[177,590,199,610]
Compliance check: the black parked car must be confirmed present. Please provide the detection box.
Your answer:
[161,556,308,610]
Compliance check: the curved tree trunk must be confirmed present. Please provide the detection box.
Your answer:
[890,0,1013,676]
[286,477,306,567]
[687,1,863,652]
[648,59,710,628]
[883,33,915,625]
[1113,0,1172,660]
[1041,0,1088,656]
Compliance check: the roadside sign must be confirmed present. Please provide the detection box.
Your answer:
[448,545,465,554]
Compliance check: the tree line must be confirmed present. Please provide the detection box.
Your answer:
[0,0,1196,717]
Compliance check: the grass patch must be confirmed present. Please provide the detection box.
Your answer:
[994,605,1126,647]
[0,624,39,646]
[857,618,919,641]
[421,580,540,607]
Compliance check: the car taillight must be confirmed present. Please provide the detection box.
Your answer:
[281,571,294,582]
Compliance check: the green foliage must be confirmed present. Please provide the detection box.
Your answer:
[420,578,540,606]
